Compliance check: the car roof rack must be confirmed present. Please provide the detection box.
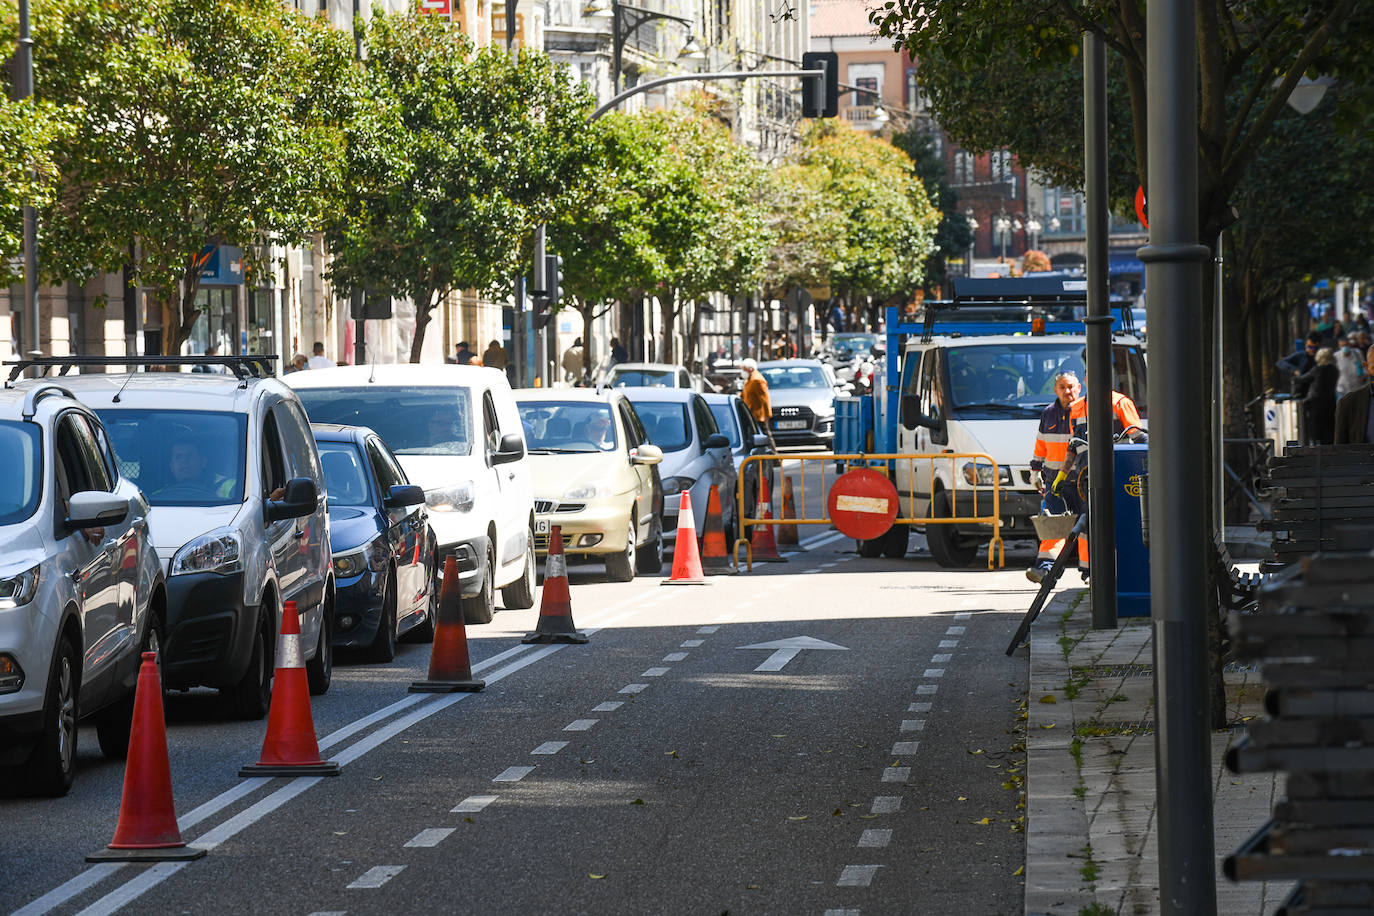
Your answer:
[918,278,1135,342]
[20,382,80,420]
[4,355,277,387]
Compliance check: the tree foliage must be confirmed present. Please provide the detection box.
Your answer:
[325,11,598,361]
[891,122,974,293]
[0,97,68,285]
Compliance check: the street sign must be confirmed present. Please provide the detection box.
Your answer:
[1135,186,1148,228]
[826,468,899,540]
[418,0,451,14]
[736,636,848,672]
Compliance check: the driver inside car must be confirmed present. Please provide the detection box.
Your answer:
[162,439,236,499]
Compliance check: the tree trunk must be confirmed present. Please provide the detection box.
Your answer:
[659,290,676,364]
[410,291,436,363]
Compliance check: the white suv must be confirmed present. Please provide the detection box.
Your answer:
[287,365,535,624]
[0,382,165,795]
[54,362,335,719]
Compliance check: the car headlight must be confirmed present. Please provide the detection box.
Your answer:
[661,476,694,497]
[332,549,371,577]
[961,462,1007,486]
[425,482,475,513]
[564,483,613,501]
[171,529,242,577]
[0,566,39,608]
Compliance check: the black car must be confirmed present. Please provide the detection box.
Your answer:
[312,424,438,661]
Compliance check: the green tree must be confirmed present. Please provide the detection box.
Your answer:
[755,162,847,296]
[0,97,68,285]
[891,122,974,294]
[20,0,352,353]
[324,11,598,362]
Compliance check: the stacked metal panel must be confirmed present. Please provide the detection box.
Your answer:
[1259,445,1374,572]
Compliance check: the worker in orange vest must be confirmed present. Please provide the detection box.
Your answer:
[1027,371,1083,583]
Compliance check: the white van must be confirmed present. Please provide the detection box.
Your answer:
[287,365,535,624]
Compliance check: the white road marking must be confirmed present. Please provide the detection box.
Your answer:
[922,668,945,678]
[531,742,567,755]
[837,865,882,887]
[306,912,346,916]
[662,652,688,662]
[71,863,189,916]
[10,865,124,916]
[738,636,848,672]
[818,562,838,568]
[858,829,893,848]
[916,685,938,695]
[908,702,932,712]
[954,612,972,620]
[619,683,649,694]
[680,639,704,647]
[871,796,902,814]
[591,702,622,712]
[404,828,454,848]
[564,719,598,731]
[891,742,921,754]
[801,569,822,574]
[347,866,405,889]
[452,795,498,813]
[938,640,958,648]
[882,767,911,782]
[931,654,952,663]
[697,626,720,634]
[946,626,966,635]
[641,667,670,677]
[823,910,860,916]
[900,720,925,732]
[802,531,848,551]
[493,766,536,782]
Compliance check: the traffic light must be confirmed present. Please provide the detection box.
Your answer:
[801,51,838,118]
[534,254,562,329]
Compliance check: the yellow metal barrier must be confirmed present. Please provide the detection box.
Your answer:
[732,453,1006,572]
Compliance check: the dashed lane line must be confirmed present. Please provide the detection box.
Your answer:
[922,668,945,678]
[881,767,911,783]
[891,742,920,755]
[915,685,938,695]
[641,667,670,677]
[680,640,704,648]
[899,720,925,732]
[836,865,882,887]
[931,654,952,663]
[938,640,958,648]
[697,626,720,634]
[907,702,931,713]
[591,702,622,712]
[823,909,860,916]
[564,719,598,731]
[946,626,966,635]
[662,652,689,662]
[531,742,567,755]
[857,829,892,848]
[346,866,405,889]
[305,911,344,916]
[619,683,649,694]
[451,796,498,814]
[493,766,536,782]
[403,828,454,849]
[871,797,901,814]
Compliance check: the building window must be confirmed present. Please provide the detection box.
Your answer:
[905,69,926,112]
[952,150,975,185]
[847,62,885,107]
[990,149,1013,184]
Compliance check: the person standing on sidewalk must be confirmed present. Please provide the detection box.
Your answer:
[1334,345,1374,444]
[741,358,776,449]
[1027,371,1081,583]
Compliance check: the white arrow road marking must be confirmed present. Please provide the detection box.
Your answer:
[736,636,849,672]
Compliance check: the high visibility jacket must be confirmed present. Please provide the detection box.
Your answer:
[1031,400,1074,471]
[1069,391,1142,440]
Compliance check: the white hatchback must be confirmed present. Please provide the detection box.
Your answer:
[287,365,536,624]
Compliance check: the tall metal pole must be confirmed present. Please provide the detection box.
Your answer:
[352,0,366,367]
[1139,0,1216,910]
[1213,232,1224,538]
[16,0,40,363]
[611,0,624,92]
[1083,31,1117,628]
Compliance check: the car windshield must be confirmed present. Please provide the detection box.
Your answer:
[761,365,828,389]
[831,334,880,356]
[317,441,374,507]
[944,343,1149,418]
[518,402,618,453]
[629,402,691,452]
[295,387,473,456]
[98,410,247,506]
[0,421,42,525]
[707,403,741,448]
[609,369,676,388]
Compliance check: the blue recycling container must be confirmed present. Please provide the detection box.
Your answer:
[1112,443,1150,617]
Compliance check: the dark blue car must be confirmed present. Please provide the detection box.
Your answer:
[312,424,438,661]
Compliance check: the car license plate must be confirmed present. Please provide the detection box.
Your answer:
[775,420,808,430]
[534,518,551,535]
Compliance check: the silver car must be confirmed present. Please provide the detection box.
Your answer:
[758,359,846,448]
[0,382,165,796]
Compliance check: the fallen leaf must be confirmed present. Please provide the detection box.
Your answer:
[977,817,992,825]
[847,802,862,807]
[1013,865,1024,876]
[333,831,347,836]
[832,808,843,816]
[859,814,879,819]
[1039,695,1057,704]
[580,758,596,764]
[772,734,787,738]
[746,884,760,890]
[463,817,475,823]
[589,874,606,880]
[1040,723,1056,729]
[958,796,968,802]
[787,815,808,821]
[372,775,383,781]
[665,750,678,758]
[630,798,645,805]
[968,748,985,755]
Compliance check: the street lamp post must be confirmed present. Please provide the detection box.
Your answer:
[583,0,705,94]
[14,0,39,364]
[1025,217,1042,251]
[994,214,1011,261]
[965,211,978,276]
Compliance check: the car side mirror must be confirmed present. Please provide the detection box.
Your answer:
[66,491,130,530]
[384,484,425,509]
[491,432,525,465]
[266,477,318,521]
[900,395,937,430]
[703,433,730,451]
[632,444,663,466]
[751,433,771,450]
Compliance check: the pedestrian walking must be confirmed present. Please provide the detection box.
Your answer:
[1334,345,1374,444]
[1335,335,1364,399]
[609,337,628,365]
[562,337,585,384]
[286,353,309,373]
[1296,348,1339,445]
[482,340,508,371]
[1277,332,1321,391]
[450,341,474,366]
[741,358,776,450]
[307,342,333,370]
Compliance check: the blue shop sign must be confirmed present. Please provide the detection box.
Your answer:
[197,245,244,286]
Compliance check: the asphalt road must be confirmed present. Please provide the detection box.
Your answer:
[3,462,1042,916]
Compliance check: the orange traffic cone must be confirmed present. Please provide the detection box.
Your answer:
[87,652,206,862]
[750,476,788,563]
[663,491,709,585]
[778,476,800,546]
[523,525,588,644]
[700,485,737,575]
[410,556,485,693]
[239,601,340,777]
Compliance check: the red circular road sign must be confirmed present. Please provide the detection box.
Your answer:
[827,468,900,541]
[1135,186,1148,229]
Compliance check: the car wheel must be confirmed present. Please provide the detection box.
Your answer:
[307,595,334,695]
[366,573,397,663]
[27,635,79,797]
[500,531,537,610]
[461,543,495,625]
[882,524,910,559]
[857,537,885,558]
[605,521,636,582]
[926,490,979,568]
[225,607,273,721]
[96,611,166,759]
[635,516,663,575]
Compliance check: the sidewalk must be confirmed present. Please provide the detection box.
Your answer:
[1024,588,1291,915]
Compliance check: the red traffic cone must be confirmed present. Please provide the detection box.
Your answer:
[411,556,485,693]
[239,601,340,777]
[87,652,206,862]
[749,476,788,563]
[778,476,800,546]
[523,525,588,644]
[700,485,737,575]
[663,490,709,585]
